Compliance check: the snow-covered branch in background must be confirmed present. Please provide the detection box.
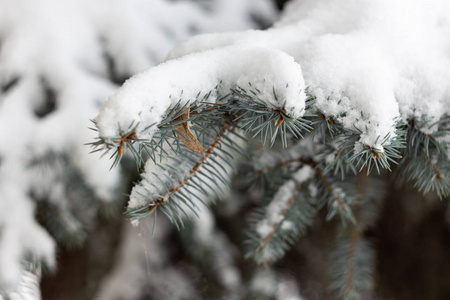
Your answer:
[0,0,276,296]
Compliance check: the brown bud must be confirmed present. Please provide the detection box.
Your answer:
[127,131,136,139]
[373,151,381,158]
[277,116,284,127]
[118,142,124,157]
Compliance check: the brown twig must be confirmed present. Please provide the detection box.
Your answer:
[257,155,349,255]
[428,156,442,180]
[143,122,230,214]
[256,156,315,175]
[315,167,347,211]
[257,183,301,255]
[345,227,360,292]
[257,155,347,211]
[200,101,222,106]
[344,167,367,293]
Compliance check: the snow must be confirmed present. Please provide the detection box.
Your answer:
[0,183,55,294]
[256,180,295,236]
[250,270,277,297]
[253,140,313,173]
[280,220,295,231]
[201,231,242,297]
[168,0,450,147]
[96,46,307,139]
[128,154,193,209]
[250,270,305,300]
[0,82,56,294]
[0,267,42,300]
[257,166,314,237]
[276,275,305,300]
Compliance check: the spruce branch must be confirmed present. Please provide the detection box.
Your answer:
[405,116,449,157]
[127,120,234,227]
[344,169,366,297]
[247,140,356,225]
[399,154,450,199]
[255,181,300,259]
[89,72,449,294]
[309,112,344,143]
[255,155,316,176]
[229,86,313,147]
[257,148,356,224]
[315,166,355,223]
[309,110,406,176]
[328,237,375,300]
[255,150,354,222]
[328,169,374,300]
[236,141,315,189]
[88,100,196,169]
[319,142,357,180]
[344,228,361,296]
[346,122,406,174]
[245,166,317,263]
[399,115,450,198]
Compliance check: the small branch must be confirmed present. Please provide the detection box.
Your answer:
[257,158,348,256]
[315,167,347,212]
[428,156,442,180]
[345,226,360,293]
[143,122,230,214]
[257,183,301,255]
[256,155,347,211]
[200,101,222,106]
[344,167,366,293]
[256,156,315,175]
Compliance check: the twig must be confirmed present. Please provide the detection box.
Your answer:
[142,122,230,214]
[257,155,347,211]
[257,184,300,254]
[344,167,367,293]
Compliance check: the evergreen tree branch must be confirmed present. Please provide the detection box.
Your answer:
[328,167,375,300]
[139,122,229,214]
[315,167,348,215]
[252,147,353,223]
[127,119,234,226]
[344,169,366,296]
[398,116,450,198]
[255,155,315,175]
[345,227,361,296]
[256,182,300,256]
[246,166,317,263]
[250,145,351,219]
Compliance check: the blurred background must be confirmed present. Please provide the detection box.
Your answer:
[0,0,449,299]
